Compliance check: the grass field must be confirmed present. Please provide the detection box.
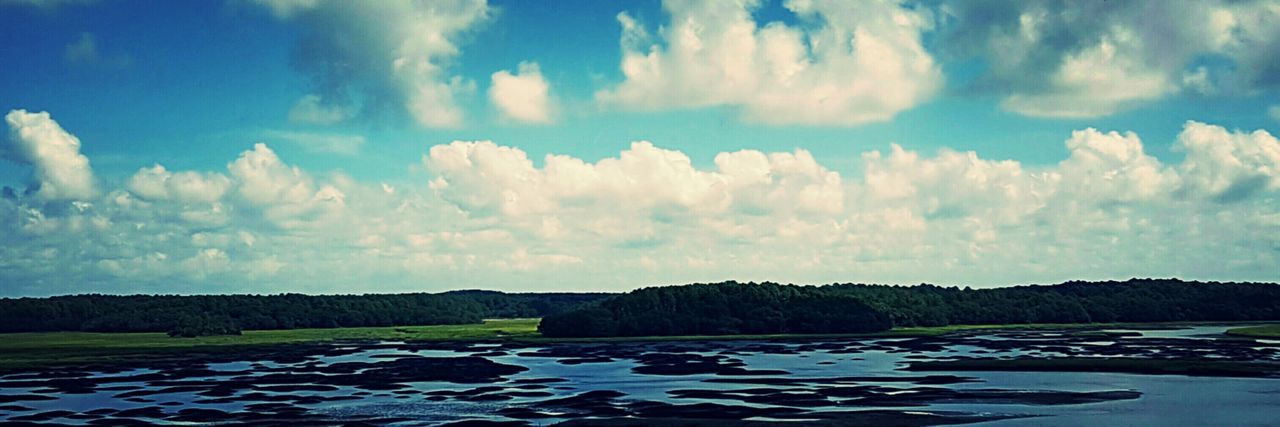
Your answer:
[1225,325,1280,338]
[2,319,1274,371]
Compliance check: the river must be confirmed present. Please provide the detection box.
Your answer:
[1,325,1276,425]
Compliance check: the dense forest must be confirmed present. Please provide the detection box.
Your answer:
[538,279,1280,337]
[538,282,892,337]
[0,291,609,334]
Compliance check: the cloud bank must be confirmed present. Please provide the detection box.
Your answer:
[244,0,1279,126]
[3,108,1278,296]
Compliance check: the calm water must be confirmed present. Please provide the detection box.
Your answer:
[2,325,1277,426]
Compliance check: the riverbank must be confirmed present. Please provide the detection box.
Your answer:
[3,319,1276,372]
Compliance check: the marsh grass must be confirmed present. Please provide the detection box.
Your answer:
[1225,325,1280,338]
[0,318,540,370]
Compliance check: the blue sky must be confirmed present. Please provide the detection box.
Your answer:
[2,0,1279,296]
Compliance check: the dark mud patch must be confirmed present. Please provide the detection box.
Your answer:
[703,374,978,386]
[670,385,1139,408]
[633,353,789,376]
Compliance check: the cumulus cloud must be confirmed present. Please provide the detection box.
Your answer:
[595,0,941,126]
[254,0,491,128]
[127,165,231,204]
[2,111,1279,295]
[860,144,1045,224]
[489,61,553,124]
[227,143,345,227]
[938,0,1280,117]
[424,140,841,218]
[1176,121,1280,203]
[1056,128,1177,202]
[4,109,96,200]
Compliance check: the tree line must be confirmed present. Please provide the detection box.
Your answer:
[827,279,1280,326]
[538,282,892,337]
[6,279,1278,338]
[538,279,1280,338]
[0,291,609,335]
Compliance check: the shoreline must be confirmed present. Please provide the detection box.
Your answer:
[3,319,1278,373]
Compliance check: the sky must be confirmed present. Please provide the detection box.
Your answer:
[1,0,1278,297]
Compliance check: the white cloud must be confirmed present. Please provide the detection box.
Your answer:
[595,0,941,126]
[860,143,1046,224]
[1056,128,1176,202]
[228,143,314,206]
[489,61,553,124]
[127,164,231,204]
[3,109,96,200]
[254,0,491,128]
[1176,121,1280,202]
[226,143,345,226]
[715,149,844,215]
[424,139,841,218]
